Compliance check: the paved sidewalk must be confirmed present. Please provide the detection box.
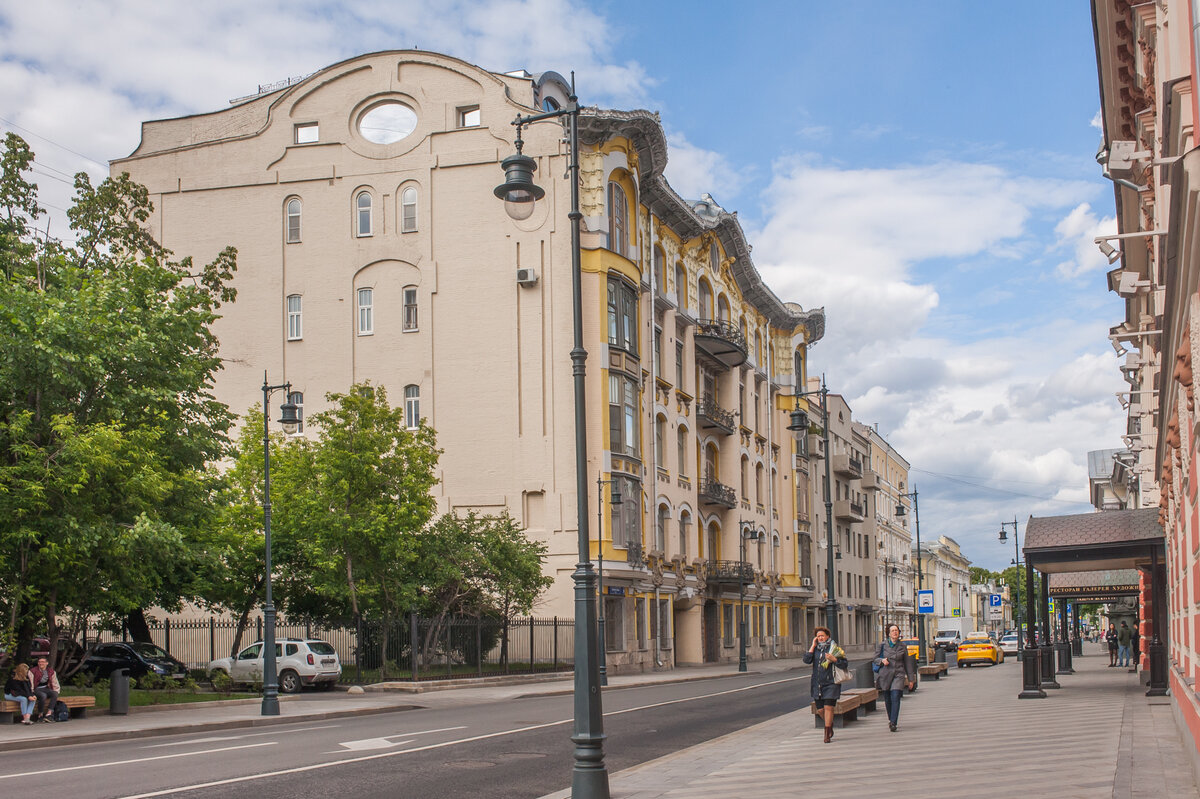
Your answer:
[538,652,1200,799]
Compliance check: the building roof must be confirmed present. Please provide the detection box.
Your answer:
[1087,449,1122,480]
[1024,508,1163,572]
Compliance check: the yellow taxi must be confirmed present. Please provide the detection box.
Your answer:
[956,632,1004,667]
[901,638,921,663]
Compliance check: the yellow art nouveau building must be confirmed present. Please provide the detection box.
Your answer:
[111,50,825,671]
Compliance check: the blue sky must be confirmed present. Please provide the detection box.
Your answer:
[0,1,1121,570]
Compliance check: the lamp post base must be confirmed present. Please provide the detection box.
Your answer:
[1056,642,1074,675]
[1019,647,1046,699]
[1146,642,1169,696]
[1039,644,1060,689]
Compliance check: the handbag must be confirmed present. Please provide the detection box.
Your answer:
[832,664,854,684]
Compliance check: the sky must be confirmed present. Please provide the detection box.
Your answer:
[0,1,1122,571]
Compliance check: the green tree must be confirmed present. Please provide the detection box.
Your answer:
[969,566,1000,585]
[281,384,440,668]
[0,133,237,666]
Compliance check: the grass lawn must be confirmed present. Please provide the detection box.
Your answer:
[61,687,258,709]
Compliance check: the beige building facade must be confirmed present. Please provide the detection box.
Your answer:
[112,51,826,672]
[856,422,915,639]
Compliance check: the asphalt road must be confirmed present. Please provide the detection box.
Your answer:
[0,669,809,799]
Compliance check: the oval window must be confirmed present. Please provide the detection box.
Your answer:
[358,101,418,144]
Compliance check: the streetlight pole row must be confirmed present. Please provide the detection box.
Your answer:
[494,76,609,799]
[998,518,1021,638]
[595,477,623,687]
[895,489,925,663]
[738,521,761,672]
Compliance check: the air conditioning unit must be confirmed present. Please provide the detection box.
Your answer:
[516,267,539,286]
[801,577,814,588]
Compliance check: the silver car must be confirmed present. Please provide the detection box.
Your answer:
[999,633,1021,655]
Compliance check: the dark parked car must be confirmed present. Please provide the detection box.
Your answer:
[78,642,188,680]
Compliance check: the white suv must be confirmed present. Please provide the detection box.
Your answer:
[208,639,342,693]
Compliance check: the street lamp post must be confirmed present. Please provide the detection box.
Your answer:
[595,476,622,686]
[895,489,925,663]
[787,376,838,640]
[738,521,761,672]
[260,374,300,717]
[998,518,1021,641]
[495,76,609,799]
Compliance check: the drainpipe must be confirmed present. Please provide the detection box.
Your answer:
[645,192,663,670]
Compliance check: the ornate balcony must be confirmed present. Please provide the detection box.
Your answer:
[706,559,755,584]
[697,396,736,435]
[694,319,747,370]
[834,499,865,522]
[699,476,737,508]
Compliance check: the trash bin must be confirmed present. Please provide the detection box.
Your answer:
[933,645,947,663]
[110,668,130,715]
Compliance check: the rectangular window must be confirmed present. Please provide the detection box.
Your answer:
[653,327,662,377]
[400,188,418,233]
[458,106,481,127]
[791,608,803,644]
[722,604,734,647]
[605,277,639,354]
[403,287,418,331]
[404,385,420,429]
[286,295,302,340]
[288,391,304,434]
[675,341,684,389]
[608,374,640,457]
[294,123,318,144]
[658,598,672,649]
[605,597,624,652]
[636,597,647,650]
[610,474,641,548]
[357,288,373,335]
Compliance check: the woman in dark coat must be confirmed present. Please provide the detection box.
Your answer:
[803,626,848,743]
[873,622,916,732]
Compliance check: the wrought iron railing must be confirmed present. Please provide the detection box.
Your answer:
[706,560,755,582]
[699,476,737,508]
[697,397,736,433]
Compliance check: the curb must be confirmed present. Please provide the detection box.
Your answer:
[0,703,422,752]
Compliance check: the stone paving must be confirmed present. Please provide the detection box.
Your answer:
[539,651,1200,799]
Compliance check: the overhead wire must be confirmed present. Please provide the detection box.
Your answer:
[910,467,1089,506]
[0,115,107,169]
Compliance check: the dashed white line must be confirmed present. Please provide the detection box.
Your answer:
[0,743,277,781]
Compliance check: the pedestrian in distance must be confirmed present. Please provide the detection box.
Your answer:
[4,662,35,724]
[804,626,848,744]
[1106,624,1118,666]
[29,656,59,723]
[1117,621,1133,668]
[873,622,916,733]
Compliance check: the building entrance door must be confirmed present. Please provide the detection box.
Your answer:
[703,600,719,663]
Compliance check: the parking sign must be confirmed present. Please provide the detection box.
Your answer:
[990,593,1002,607]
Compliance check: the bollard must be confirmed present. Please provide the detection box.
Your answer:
[110,668,130,715]
[933,645,946,663]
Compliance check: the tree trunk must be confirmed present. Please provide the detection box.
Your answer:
[125,609,153,643]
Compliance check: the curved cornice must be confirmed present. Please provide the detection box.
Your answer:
[579,108,824,344]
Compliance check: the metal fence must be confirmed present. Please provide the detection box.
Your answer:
[89,614,575,683]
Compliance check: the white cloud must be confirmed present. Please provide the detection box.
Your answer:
[1052,202,1117,280]
[664,130,745,203]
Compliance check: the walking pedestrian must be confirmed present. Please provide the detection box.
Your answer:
[804,626,848,744]
[3,663,35,724]
[873,622,916,733]
[1117,621,1133,668]
[1106,624,1118,666]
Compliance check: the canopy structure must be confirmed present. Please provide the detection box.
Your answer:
[1014,508,1166,699]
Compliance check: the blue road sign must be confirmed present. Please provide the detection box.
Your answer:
[918,589,935,613]
[990,593,1002,607]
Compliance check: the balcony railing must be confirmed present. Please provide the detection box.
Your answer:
[694,319,747,369]
[699,476,737,508]
[832,453,864,479]
[706,560,755,583]
[834,499,865,522]
[697,397,736,435]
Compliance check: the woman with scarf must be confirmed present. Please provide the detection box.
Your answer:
[873,622,916,732]
[804,626,848,743]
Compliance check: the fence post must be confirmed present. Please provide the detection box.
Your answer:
[410,612,419,681]
[210,617,216,662]
[444,621,451,678]
[164,618,171,654]
[257,616,263,643]
[355,615,362,684]
[553,617,558,671]
[476,618,482,676]
[529,616,535,674]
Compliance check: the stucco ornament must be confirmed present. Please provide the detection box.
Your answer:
[579,150,604,217]
[1174,336,1194,413]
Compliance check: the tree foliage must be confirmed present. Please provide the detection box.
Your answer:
[0,133,237,667]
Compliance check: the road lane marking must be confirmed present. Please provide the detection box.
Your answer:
[0,742,277,781]
[335,725,467,751]
[142,725,342,748]
[117,676,803,798]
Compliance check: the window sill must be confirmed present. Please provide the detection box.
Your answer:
[403,327,418,333]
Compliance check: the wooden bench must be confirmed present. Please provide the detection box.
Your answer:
[810,693,862,728]
[2,695,96,722]
[918,663,948,681]
[842,687,878,713]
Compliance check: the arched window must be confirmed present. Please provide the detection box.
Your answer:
[710,241,720,273]
[403,286,418,331]
[607,181,628,257]
[675,263,687,310]
[755,463,764,504]
[698,279,713,321]
[755,331,763,365]
[356,191,373,237]
[740,455,750,498]
[654,245,666,292]
[679,510,691,558]
[655,414,667,464]
[717,295,730,323]
[357,288,373,335]
[404,384,420,429]
[704,442,719,481]
[286,294,302,340]
[707,521,720,561]
[285,198,301,243]
[400,187,418,233]
[656,505,669,552]
[677,427,688,477]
